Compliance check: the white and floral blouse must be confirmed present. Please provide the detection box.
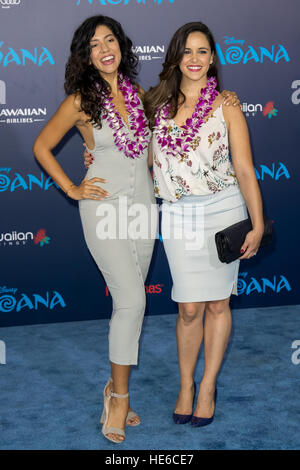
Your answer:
[152,104,238,203]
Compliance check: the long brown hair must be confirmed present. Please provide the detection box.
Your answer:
[64,15,138,129]
[144,22,220,130]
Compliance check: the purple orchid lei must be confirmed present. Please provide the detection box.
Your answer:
[153,76,218,158]
[101,73,150,159]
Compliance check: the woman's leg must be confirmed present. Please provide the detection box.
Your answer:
[174,301,206,414]
[79,211,148,435]
[193,297,231,418]
[102,256,146,440]
[104,363,131,443]
[104,233,155,439]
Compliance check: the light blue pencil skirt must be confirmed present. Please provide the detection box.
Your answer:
[161,185,248,302]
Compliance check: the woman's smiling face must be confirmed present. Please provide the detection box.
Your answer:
[89,24,122,77]
[179,31,214,84]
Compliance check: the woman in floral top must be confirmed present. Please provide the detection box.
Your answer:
[145,22,264,427]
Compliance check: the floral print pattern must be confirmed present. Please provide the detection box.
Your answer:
[208,131,221,147]
[152,106,238,202]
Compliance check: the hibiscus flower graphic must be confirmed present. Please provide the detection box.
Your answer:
[262,101,278,118]
[33,229,50,247]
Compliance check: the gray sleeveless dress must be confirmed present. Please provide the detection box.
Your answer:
[79,110,157,366]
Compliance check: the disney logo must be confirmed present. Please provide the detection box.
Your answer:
[1,0,20,8]
[0,286,18,294]
[224,36,245,46]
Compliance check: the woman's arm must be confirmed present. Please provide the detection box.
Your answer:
[136,85,154,168]
[148,138,153,168]
[223,104,264,258]
[33,95,107,200]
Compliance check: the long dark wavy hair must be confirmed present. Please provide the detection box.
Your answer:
[144,22,220,130]
[64,15,139,128]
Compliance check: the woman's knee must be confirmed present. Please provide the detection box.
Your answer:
[178,302,205,324]
[205,298,230,316]
[131,291,146,315]
[114,287,146,318]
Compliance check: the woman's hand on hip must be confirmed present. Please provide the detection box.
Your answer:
[238,229,264,259]
[67,176,109,200]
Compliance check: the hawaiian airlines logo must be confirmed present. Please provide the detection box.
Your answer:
[216,36,290,65]
[1,0,20,8]
[291,80,300,104]
[0,168,58,192]
[262,101,278,118]
[242,102,263,117]
[0,231,34,247]
[133,45,165,62]
[0,286,66,313]
[0,107,47,125]
[0,80,5,104]
[76,0,174,5]
[241,101,278,118]
[0,228,51,247]
[0,87,47,124]
[0,42,55,67]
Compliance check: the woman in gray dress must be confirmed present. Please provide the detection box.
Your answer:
[33,15,157,444]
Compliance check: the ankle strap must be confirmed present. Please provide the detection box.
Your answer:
[110,391,129,399]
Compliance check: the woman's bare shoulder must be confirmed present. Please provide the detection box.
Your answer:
[221,96,244,119]
[64,93,91,125]
[57,93,81,113]
[213,92,225,110]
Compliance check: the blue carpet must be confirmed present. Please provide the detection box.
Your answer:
[0,305,299,450]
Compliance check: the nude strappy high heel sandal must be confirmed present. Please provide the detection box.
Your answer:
[101,387,129,444]
[100,378,140,427]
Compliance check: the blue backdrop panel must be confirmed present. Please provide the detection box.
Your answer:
[0,0,299,327]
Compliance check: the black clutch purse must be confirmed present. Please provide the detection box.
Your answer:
[215,213,273,264]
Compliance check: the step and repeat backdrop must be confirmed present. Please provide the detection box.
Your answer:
[0,0,299,327]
